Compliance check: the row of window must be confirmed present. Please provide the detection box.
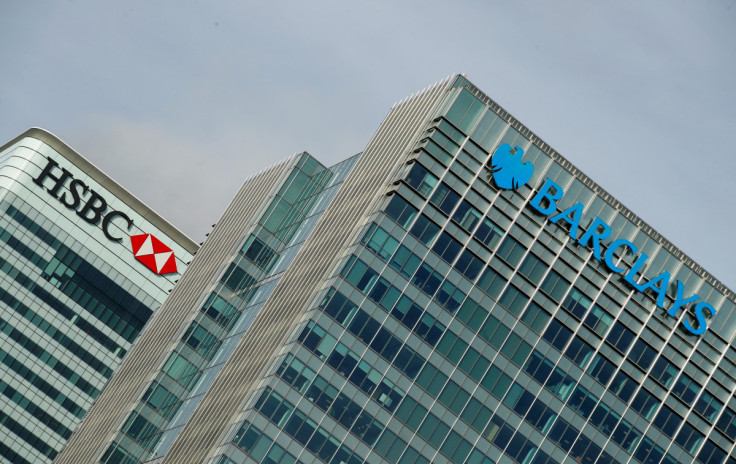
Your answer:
[480,232,727,456]
[5,204,153,343]
[524,347,700,462]
[0,408,58,460]
[0,230,127,358]
[0,379,72,439]
[229,419,307,464]
[355,217,587,461]
[0,439,34,464]
[0,317,99,397]
[0,347,84,418]
[253,387,371,464]
[340,256,447,347]
[277,363,384,446]
[0,279,113,378]
[301,309,504,463]
[394,121,732,463]
[363,223,468,313]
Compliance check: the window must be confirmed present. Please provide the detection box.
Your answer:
[546,367,576,401]
[409,214,440,246]
[634,437,665,464]
[416,363,448,397]
[588,354,616,386]
[526,399,557,434]
[542,319,573,351]
[498,285,529,316]
[549,418,579,451]
[606,322,635,353]
[584,305,613,337]
[524,350,554,385]
[430,183,461,215]
[368,278,400,310]
[481,366,513,399]
[242,235,277,270]
[694,390,723,422]
[454,250,484,280]
[503,383,535,417]
[342,256,378,293]
[675,421,704,455]
[446,89,485,132]
[496,236,525,267]
[565,336,594,368]
[500,332,532,366]
[540,270,571,303]
[672,373,699,404]
[631,389,659,420]
[629,339,657,371]
[589,402,621,437]
[611,419,640,453]
[389,245,421,278]
[478,314,509,350]
[715,406,736,440]
[411,263,443,297]
[361,223,399,261]
[518,253,547,285]
[562,287,592,319]
[520,302,550,333]
[452,201,482,232]
[568,385,598,419]
[477,267,506,298]
[221,263,256,293]
[610,371,637,403]
[432,232,462,264]
[653,405,683,438]
[404,163,438,197]
[456,298,487,331]
[475,217,503,249]
[650,357,678,389]
[435,280,465,312]
[385,195,418,229]
[697,439,727,464]
[437,332,468,365]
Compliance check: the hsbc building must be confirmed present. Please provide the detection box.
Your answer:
[0,128,196,464]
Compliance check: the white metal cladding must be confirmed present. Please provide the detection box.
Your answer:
[53,157,294,464]
[157,77,457,464]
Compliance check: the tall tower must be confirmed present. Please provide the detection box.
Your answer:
[56,76,736,464]
[0,129,196,464]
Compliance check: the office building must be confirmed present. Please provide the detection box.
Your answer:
[56,75,736,464]
[0,129,196,464]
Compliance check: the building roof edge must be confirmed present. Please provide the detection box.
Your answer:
[0,127,199,255]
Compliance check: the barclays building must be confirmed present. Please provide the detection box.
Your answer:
[56,75,736,464]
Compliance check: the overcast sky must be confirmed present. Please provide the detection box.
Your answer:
[2,1,735,289]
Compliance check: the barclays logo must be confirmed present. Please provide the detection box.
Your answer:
[487,143,715,335]
[489,143,534,190]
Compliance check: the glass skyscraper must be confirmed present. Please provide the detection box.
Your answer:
[56,75,736,464]
[0,129,196,464]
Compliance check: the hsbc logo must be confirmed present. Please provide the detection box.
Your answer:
[131,234,177,275]
[34,156,178,275]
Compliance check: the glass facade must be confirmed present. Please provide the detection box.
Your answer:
[0,130,195,464]
[57,76,736,464]
[100,152,359,464]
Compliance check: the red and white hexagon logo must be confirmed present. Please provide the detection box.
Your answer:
[130,233,178,275]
